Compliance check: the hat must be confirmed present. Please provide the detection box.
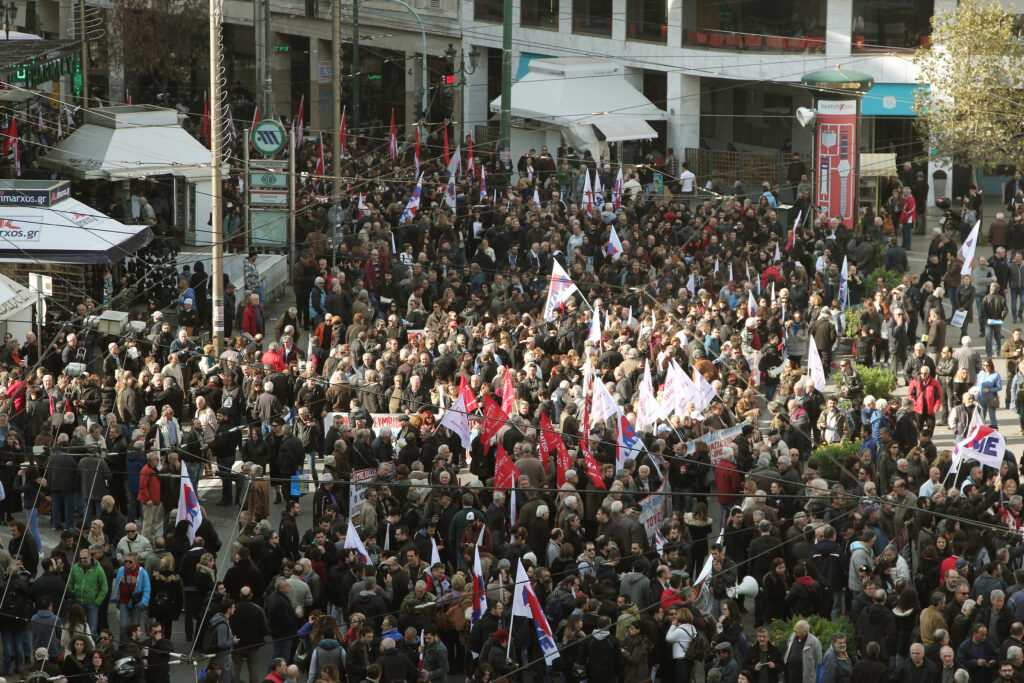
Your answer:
[955,557,968,570]
[715,642,732,652]
[629,503,642,514]
[466,512,475,521]
[184,298,193,305]
[34,648,48,661]
[152,311,163,319]
[226,282,235,290]
[497,559,511,570]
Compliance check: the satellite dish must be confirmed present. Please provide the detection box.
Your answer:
[796,107,817,128]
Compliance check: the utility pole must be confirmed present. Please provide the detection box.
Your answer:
[352,0,360,130]
[499,0,511,154]
[79,0,88,106]
[331,0,341,203]
[263,0,273,115]
[209,0,225,353]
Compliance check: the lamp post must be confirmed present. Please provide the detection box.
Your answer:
[2,2,16,39]
[445,42,480,144]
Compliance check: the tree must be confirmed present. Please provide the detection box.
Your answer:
[913,0,1024,168]
[108,0,207,102]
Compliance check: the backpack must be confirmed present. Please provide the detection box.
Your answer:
[683,626,710,662]
[544,592,567,625]
[150,591,173,618]
[200,616,220,654]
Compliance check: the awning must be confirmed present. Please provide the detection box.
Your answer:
[516,52,552,80]
[39,105,216,181]
[0,272,35,320]
[862,83,920,117]
[593,117,658,143]
[0,196,152,264]
[490,58,666,143]
[861,153,897,176]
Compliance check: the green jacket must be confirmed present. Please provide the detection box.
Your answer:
[69,563,108,606]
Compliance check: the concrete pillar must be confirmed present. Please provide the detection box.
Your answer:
[612,0,626,42]
[464,47,489,138]
[826,0,852,56]
[667,0,682,47]
[666,73,700,158]
[404,51,418,137]
[309,38,324,132]
[108,24,124,104]
[270,31,292,118]
[558,0,571,36]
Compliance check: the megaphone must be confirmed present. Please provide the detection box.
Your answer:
[727,575,759,599]
[796,107,816,128]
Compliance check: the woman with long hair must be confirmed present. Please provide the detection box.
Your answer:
[760,558,790,624]
[559,614,587,683]
[62,637,92,678]
[149,554,184,640]
[61,609,94,657]
[684,502,713,572]
[86,649,109,683]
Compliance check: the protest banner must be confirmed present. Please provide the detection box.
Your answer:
[686,424,744,465]
[349,467,377,524]
[637,479,669,541]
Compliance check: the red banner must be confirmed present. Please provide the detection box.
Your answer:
[579,389,605,489]
[500,369,517,416]
[538,412,559,469]
[481,394,508,446]
[495,443,520,489]
[814,100,857,226]
[458,373,478,412]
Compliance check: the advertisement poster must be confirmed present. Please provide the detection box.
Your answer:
[815,100,858,225]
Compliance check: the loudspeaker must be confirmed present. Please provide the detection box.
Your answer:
[796,107,816,128]
[727,575,759,599]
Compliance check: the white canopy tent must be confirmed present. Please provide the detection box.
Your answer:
[0,191,151,264]
[39,105,218,245]
[0,272,35,341]
[489,58,666,161]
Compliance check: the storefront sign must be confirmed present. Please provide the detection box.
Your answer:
[0,181,70,207]
[0,219,40,241]
[8,52,81,88]
[815,100,858,225]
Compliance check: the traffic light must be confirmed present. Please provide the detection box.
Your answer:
[443,74,456,86]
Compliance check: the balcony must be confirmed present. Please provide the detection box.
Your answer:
[522,0,558,29]
[627,0,666,43]
[683,29,824,52]
[572,0,612,36]
[851,0,933,52]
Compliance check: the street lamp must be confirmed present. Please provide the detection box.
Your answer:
[2,2,17,39]
[445,42,480,143]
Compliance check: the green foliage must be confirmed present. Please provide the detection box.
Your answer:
[829,363,896,401]
[843,309,861,338]
[864,267,904,298]
[767,614,855,651]
[811,439,862,481]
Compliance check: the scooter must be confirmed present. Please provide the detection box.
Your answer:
[935,197,962,238]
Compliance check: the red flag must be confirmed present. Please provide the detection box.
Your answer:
[442,125,450,166]
[480,394,508,446]
[579,386,605,489]
[414,127,420,175]
[252,106,259,129]
[538,412,560,469]
[500,369,517,416]
[202,91,210,146]
[340,106,347,151]
[458,373,478,412]
[467,134,474,175]
[388,109,398,160]
[555,434,572,488]
[2,118,15,154]
[295,95,305,147]
[315,138,325,176]
[494,443,520,489]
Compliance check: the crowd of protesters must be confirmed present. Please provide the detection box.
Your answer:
[1,124,1024,683]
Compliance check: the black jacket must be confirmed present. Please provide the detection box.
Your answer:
[264,589,299,639]
[229,597,269,649]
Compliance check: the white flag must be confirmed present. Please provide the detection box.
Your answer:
[542,261,579,322]
[533,187,540,206]
[607,225,623,261]
[807,337,826,392]
[590,377,620,426]
[961,220,981,276]
[437,393,472,451]
[511,561,560,664]
[588,304,602,344]
[748,290,758,317]
[343,518,373,566]
[839,256,849,310]
[430,537,442,566]
[635,360,661,430]
[583,171,594,215]
[175,460,203,543]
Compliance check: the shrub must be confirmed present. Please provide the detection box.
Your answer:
[811,439,862,481]
[843,308,861,338]
[767,614,855,652]
[831,363,896,401]
[865,267,904,298]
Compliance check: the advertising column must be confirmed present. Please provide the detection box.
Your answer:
[815,100,858,226]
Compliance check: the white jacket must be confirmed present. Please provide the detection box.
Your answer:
[666,623,696,659]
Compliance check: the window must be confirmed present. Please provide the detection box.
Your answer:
[474,0,502,22]
[522,0,557,28]
[627,0,666,42]
[683,0,825,52]
[852,0,933,51]
[573,0,612,36]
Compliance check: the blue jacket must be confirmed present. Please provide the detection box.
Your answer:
[29,609,62,659]
[956,636,998,680]
[110,565,151,607]
[309,287,327,319]
[977,370,1003,397]
[126,450,148,494]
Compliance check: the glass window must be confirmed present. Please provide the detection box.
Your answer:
[627,0,666,42]
[573,0,612,36]
[683,0,825,52]
[474,0,502,22]
[852,0,933,51]
[522,0,558,28]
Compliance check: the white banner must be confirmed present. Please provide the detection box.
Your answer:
[349,467,377,523]
[638,479,669,541]
[686,424,744,465]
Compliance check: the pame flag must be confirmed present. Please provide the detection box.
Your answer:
[953,424,1006,470]
[400,175,423,222]
[511,560,559,664]
[175,460,203,542]
[616,414,643,472]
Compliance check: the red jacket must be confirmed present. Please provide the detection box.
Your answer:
[362,253,391,290]
[137,463,160,504]
[908,376,942,415]
[715,459,743,505]
[900,195,917,224]
[241,303,264,336]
